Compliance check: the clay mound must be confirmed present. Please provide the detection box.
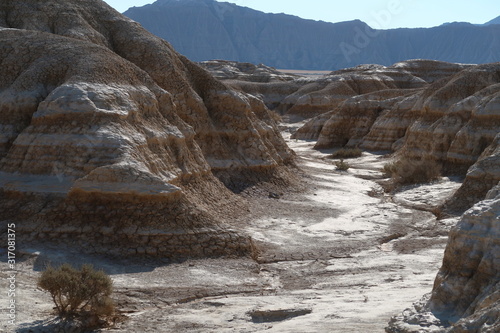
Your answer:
[199,60,298,82]
[216,60,461,120]
[293,88,419,143]
[281,60,471,119]
[203,60,466,120]
[389,59,474,83]
[278,68,427,118]
[0,0,294,258]
[295,62,500,211]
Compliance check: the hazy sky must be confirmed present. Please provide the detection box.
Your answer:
[104,0,499,29]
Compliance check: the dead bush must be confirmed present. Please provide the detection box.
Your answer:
[335,159,350,171]
[384,157,441,187]
[38,263,115,328]
[328,148,363,159]
[269,110,282,123]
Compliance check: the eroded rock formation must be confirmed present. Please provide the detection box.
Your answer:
[292,61,500,210]
[199,60,298,82]
[387,183,500,333]
[0,0,294,258]
[210,60,468,119]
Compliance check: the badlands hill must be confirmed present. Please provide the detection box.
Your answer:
[209,60,499,332]
[289,61,500,213]
[124,0,500,70]
[206,59,500,215]
[0,0,294,258]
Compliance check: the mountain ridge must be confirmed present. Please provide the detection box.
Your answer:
[124,0,500,70]
[484,15,500,25]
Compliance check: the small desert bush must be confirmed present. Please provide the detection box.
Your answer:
[38,263,114,326]
[384,157,441,186]
[335,159,350,171]
[269,110,282,123]
[328,148,363,159]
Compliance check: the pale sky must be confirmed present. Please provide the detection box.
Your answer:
[104,0,499,29]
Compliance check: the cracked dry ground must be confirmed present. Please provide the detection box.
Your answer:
[5,130,462,333]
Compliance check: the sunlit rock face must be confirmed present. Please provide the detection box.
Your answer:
[292,61,500,212]
[0,0,294,258]
[198,60,298,83]
[387,184,500,333]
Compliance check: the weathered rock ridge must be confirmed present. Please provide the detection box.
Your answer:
[214,60,469,119]
[199,60,298,83]
[201,59,500,213]
[387,184,500,333]
[289,61,500,212]
[0,0,294,258]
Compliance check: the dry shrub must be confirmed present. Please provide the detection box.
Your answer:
[335,159,350,171]
[38,263,115,328]
[328,148,363,159]
[269,110,282,123]
[384,156,441,187]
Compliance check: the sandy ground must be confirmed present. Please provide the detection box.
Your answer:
[0,129,462,333]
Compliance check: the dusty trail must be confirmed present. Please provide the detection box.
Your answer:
[3,128,462,333]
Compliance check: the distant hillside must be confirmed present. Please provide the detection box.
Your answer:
[484,16,500,25]
[124,0,500,70]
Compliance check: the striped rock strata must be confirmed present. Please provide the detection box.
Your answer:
[294,62,500,211]
[387,183,500,333]
[0,0,294,258]
[213,60,468,119]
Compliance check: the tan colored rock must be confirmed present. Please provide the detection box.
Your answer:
[0,0,294,258]
[431,183,500,328]
[443,133,500,214]
[294,62,500,209]
[199,60,298,82]
[302,89,419,147]
[227,80,305,112]
[401,64,500,172]
[205,60,457,121]
[281,68,426,118]
[389,59,473,83]
[387,184,500,332]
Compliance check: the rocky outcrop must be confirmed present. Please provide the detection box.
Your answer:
[124,0,500,70]
[202,60,466,120]
[387,184,500,333]
[199,60,298,82]
[443,133,500,214]
[224,60,467,120]
[277,63,428,118]
[0,0,294,258]
[199,60,304,111]
[287,60,466,124]
[293,62,500,208]
[401,64,500,172]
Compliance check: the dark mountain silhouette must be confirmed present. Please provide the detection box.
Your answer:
[124,0,500,70]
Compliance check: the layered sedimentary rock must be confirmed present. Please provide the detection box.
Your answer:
[291,60,471,120]
[443,133,500,214]
[278,64,428,118]
[213,60,467,119]
[293,62,500,210]
[387,184,500,333]
[0,0,293,258]
[199,60,298,82]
